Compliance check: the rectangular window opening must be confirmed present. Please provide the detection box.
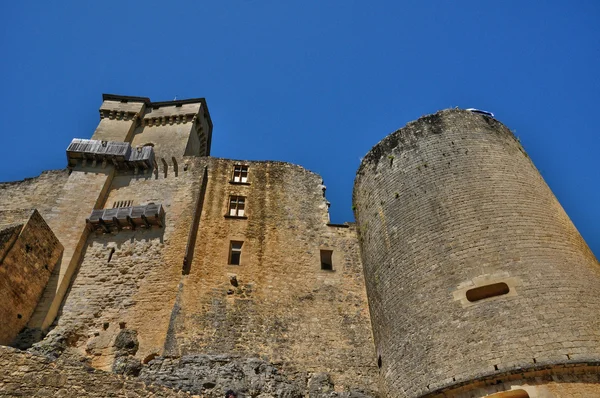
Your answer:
[229,196,246,217]
[229,241,243,265]
[232,165,249,183]
[466,282,510,302]
[320,250,333,271]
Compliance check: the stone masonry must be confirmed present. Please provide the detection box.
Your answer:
[0,96,598,398]
[353,109,600,397]
[0,209,63,345]
[0,94,377,398]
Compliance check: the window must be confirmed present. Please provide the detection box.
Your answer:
[486,390,529,398]
[232,165,249,183]
[466,282,510,302]
[320,250,333,271]
[228,196,246,217]
[229,241,243,265]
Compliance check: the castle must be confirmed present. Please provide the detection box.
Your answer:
[0,94,598,398]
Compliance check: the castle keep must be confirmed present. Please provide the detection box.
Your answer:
[0,95,598,398]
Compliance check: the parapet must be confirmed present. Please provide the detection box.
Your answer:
[91,94,213,159]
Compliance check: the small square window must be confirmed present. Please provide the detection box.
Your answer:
[320,250,333,271]
[229,241,243,265]
[229,196,246,217]
[232,165,249,183]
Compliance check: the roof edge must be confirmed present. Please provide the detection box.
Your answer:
[101,94,213,131]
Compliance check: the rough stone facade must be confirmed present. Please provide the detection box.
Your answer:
[0,346,191,397]
[0,94,376,397]
[353,109,600,397]
[0,209,63,345]
[1,96,598,398]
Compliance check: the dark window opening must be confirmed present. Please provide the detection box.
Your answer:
[377,355,382,369]
[228,196,246,217]
[320,250,333,271]
[229,241,243,265]
[466,282,510,302]
[107,247,115,263]
[232,165,249,183]
[486,390,530,398]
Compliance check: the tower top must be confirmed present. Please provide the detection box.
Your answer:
[92,94,213,159]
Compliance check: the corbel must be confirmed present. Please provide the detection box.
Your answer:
[161,157,168,178]
[141,214,151,228]
[98,218,111,234]
[172,157,178,177]
[126,216,136,230]
[112,217,122,232]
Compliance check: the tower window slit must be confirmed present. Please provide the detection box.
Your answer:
[466,282,510,302]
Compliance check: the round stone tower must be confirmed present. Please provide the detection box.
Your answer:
[353,109,600,398]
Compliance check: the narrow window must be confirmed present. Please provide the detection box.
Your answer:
[232,165,249,183]
[229,241,243,265]
[486,390,529,398]
[466,282,510,302]
[229,196,246,217]
[320,250,333,271]
[107,247,115,263]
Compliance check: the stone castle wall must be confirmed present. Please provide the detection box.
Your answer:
[32,156,377,393]
[353,109,600,397]
[168,158,376,390]
[0,346,190,397]
[3,95,598,398]
[0,210,63,345]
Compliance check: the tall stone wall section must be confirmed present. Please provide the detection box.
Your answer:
[0,210,63,345]
[353,109,600,397]
[36,157,377,394]
[39,158,206,371]
[169,159,376,391]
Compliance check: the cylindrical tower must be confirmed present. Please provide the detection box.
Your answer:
[353,109,600,398]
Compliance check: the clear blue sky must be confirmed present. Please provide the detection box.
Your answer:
[1,1,598,257]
